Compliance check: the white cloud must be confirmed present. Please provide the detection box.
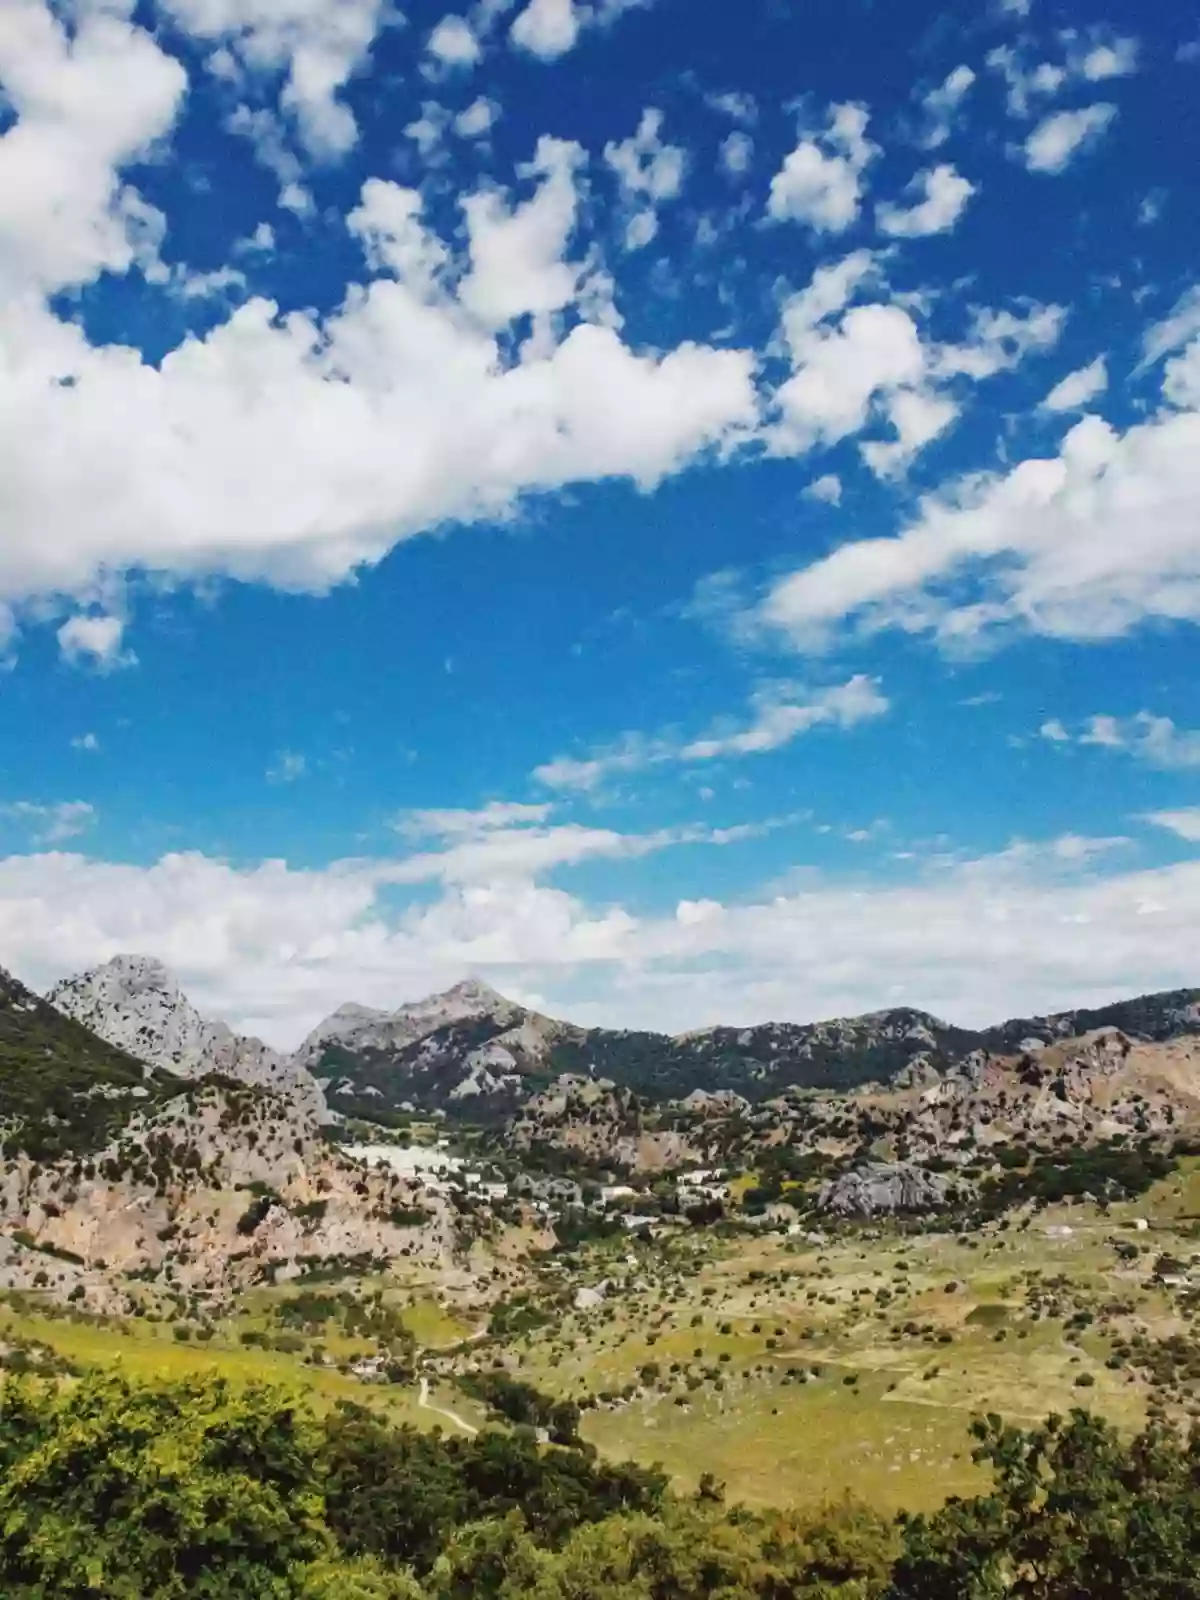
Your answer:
[5,834,1200,1043]
[508,0,650,57]
[623,211,657,250]
[935,303,1066,381]
[56,614,135,671]
[920,65,975,149]
[769,257,1059,477]
[1040,355,1107,411]
[1024,104,1117,174]
[159,0,390,157]
[1047,712,1200,769]
[402,102,451,160]
[755,350,1200,650]
[0,0,186,295]
[267,750,307,783]
[71,732,101,753]
[534,676,889,790]
[604,109,686,249]
[455,96,500,137]
[1079,37,1138,80]
[987,46,1067,118]
[876,163,975,238]
[1039,718,1070,742]
[1164,341,1200,410]
[225,106,312,213]
[399,801,555,837]
[1141,287,1200,367]
[708,91,757,125]
[509,0,580,59]
[804,474,843,505]
[0,115,759,632]
[460,135,588,323]
[678,676,889,761]
[1144,810,1200,842]
[237,221,276,255]
[1,801,96,845]
[767,103,878,234]
[719,130,753,178]
[426,14,482,69]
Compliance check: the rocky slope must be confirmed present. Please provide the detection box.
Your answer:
[0,1078,461,1311]
[297,978,1200,1132]
[817,1161,959,1218]
[49,955,326,1122]
[303,979,578,1123]
[298,985,989,1121]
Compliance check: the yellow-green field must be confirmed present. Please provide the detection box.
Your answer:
[453,1167,1200,1511]
[4,1164,1199,1517]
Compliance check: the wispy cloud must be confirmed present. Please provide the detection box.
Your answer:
[267,751,308,784]
[1,801,96,844]
[535,677,889,791]
[1040,712,1200,768]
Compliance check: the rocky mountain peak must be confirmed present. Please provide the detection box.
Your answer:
[297,975,524,1071]
[47,955,326,1122]
[439,977,509,1009]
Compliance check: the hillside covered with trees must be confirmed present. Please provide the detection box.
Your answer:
[0,1368,1197,1598]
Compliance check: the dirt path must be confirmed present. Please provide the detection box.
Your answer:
[418,1374,479,1435]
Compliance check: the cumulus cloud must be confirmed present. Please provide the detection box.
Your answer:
[0,0,186,295]
[755,349,1200,650]
[426,14,482,69]
[767,103,878,234]
[769,254,1060,476]
[876,163,976,238]
[987,32,1133,124]
[1040,355,1108,411]
[0,73,759,638]
[159,0,390,158]
[508,0,651,58]
[56,615,135,672]
[534,676,889,790]
[919,65,975,149]
[804,474,843,505]
[719,131,754,178]
[1078,36,1139,80]
[604,108,686,250]
[1024,104,1117,173]
[509,0,581,58]
[4,833,1200,1043]
[455,96,500,137]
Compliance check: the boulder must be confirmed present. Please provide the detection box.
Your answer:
[817,1161,957,1218]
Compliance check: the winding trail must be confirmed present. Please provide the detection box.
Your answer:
[418,1374,479,1435]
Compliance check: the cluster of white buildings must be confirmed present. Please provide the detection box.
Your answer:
[347,1143,731,1223]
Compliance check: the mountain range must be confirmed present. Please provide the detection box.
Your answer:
[0,953,1196,1308]
[32,954,1200,1129]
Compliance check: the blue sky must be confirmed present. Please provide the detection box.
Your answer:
[1,0,1199,1044]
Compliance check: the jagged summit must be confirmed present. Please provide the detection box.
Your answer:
[48,954,326,1122]
[296,975,523,1070]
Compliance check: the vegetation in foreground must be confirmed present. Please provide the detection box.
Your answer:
[0,1368,1199,1597]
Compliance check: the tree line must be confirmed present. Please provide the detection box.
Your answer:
[0,1368,1198,1596]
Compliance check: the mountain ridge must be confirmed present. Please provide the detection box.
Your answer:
[48,954,327,1123]
[291,975,1200,1123]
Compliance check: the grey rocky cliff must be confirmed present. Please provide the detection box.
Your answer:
[47,954,326,1122]
[296,977,525,1068]
[817,1161,959,1218]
